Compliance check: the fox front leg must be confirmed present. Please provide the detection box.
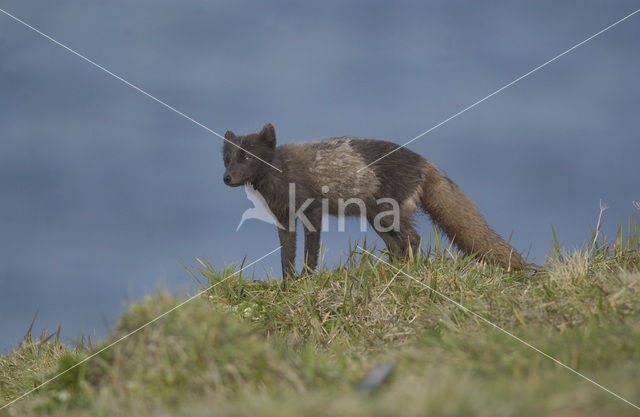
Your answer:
[302,205,322,275]
[277,215,297,279]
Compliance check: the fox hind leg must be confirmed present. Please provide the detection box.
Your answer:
[399,216,421,258]
[366,210,405,259]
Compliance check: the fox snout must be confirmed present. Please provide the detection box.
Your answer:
[222,170,245,187]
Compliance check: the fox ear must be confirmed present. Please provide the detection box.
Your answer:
[224,130,236,140]
[260,123,276,148]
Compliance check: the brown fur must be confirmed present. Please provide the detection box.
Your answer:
[419,164,525,270]
[222,123,525,277]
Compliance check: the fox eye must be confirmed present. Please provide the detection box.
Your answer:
[244,154,251,160]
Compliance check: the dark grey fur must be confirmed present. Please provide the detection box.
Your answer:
[222,123,525,278]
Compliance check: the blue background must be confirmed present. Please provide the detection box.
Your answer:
[1,1,638,351]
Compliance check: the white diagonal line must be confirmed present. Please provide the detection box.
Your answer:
[0,246,282,411]
[359,8,640,172]
[357,246,640,411]
[0,8,282,173]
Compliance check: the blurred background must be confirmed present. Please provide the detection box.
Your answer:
[1,1,638,351]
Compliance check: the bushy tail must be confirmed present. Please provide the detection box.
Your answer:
[420,163,525,270]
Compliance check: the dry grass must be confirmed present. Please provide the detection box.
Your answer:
[1,222,639,416]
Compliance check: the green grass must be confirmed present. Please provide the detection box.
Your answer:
[1,222,640,416]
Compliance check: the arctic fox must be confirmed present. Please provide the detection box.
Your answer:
[222,123,524,277]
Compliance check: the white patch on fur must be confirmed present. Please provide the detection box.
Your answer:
[309,139,380,199]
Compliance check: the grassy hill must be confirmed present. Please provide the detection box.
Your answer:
[1,223,640,416]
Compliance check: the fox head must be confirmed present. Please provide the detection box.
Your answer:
[222,123,277,187]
